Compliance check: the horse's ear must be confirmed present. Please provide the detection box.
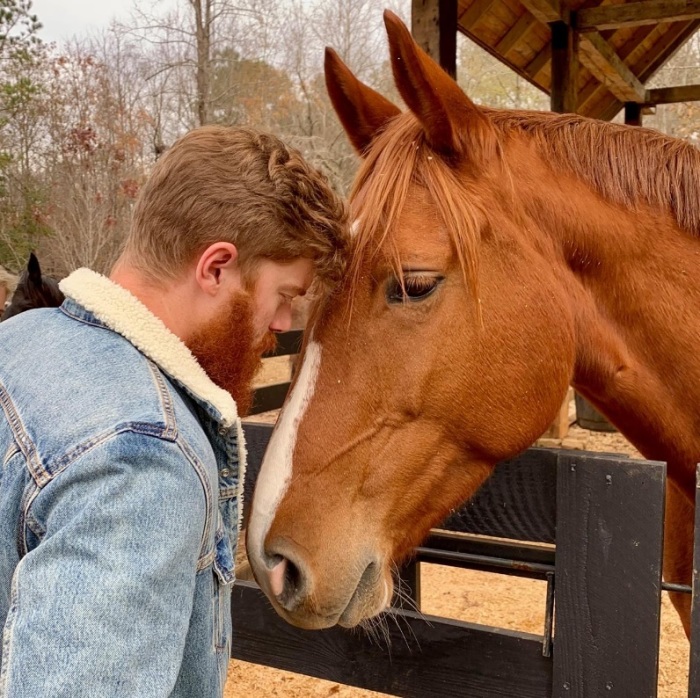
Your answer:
[27,252,42,286]
[325,47,402,156]
[383,10,496,158]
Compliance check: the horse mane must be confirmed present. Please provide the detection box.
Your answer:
[349,108,700,294]
[487,108,700,236]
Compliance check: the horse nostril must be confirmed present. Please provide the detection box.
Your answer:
[357,560,377,594]
[266,552,306,610]
[268,556,287,597]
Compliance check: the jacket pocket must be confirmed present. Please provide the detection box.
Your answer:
[212,525,234,692]
[212,526,234,651]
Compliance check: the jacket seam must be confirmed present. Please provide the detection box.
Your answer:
[176,436,216,569]
[59,304,109,329]
[17,481,38,559]
[146,362,178,441]
[19,430,215,565]
[0,384,47,487]
[3,443,20,467]
[48,422,177,478]
[0,386,178,486]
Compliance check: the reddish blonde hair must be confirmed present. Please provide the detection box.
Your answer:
[124,125,349,285]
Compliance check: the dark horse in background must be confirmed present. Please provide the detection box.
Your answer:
[1,253,64,321]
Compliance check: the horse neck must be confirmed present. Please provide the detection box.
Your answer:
[512,155,700,484]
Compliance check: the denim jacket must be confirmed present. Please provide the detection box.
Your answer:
[0,268,246,697]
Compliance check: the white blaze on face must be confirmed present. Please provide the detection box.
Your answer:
[248,339,323,562]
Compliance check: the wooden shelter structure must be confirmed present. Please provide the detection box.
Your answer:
[411,0,700,124]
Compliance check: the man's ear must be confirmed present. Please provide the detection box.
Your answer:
[195,242,241,295]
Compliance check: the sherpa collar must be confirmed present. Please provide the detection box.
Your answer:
[59,268,239,427]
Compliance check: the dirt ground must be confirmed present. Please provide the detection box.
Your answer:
[224,362,689,697]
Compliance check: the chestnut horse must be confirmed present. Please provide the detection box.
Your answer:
[247,11,700,634]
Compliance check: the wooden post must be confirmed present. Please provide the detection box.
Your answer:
[550,20,579,113]
[396,558,422,610]
[688,463,700,697]
[553,452,665,696]
[624,101,643,125]
[542,387,573,440]
[411,0,458,78]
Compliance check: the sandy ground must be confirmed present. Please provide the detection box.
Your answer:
[224,362,689,697]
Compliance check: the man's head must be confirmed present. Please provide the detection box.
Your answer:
[112,125,349,412]
[122,125,348,291]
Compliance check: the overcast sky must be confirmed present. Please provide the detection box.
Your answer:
[32,0,178,43]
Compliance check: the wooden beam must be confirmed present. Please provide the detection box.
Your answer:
[232,582,554,696]
[519,0,563,23]
[577,24,657,113]
[526,44,552,80]
[689,463,700,698]
[635,19,698,76]
[459,0,497,30]
[647,83,700,103]
[624,101,643,125]
[553,454,665,697]
[496,12,538,55]
[576,0,700,31]
[551,21,579,112]
[578,31,646,103]
[594,20,699,120]
[459,25,551,96]
[412,0,459,78]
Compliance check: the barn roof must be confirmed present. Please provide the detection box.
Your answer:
[451,0,700,119]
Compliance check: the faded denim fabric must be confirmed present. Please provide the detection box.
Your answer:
[0,275,245,697]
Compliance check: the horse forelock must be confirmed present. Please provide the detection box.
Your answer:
[347,113,486,301]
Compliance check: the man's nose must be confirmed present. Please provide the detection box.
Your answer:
[269,306,293,333]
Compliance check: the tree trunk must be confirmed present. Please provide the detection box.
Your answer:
[191,0,212,125]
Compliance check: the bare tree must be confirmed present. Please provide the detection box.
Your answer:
[37,38,151,275]
[124,0,265,129]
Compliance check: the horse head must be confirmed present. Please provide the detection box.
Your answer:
[1,253,65,321]
[247,11,576,629]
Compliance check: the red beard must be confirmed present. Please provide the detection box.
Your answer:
[187,292,277,417]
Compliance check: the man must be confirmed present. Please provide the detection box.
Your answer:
[0,125,348,696]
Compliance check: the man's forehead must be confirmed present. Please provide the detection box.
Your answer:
[261,258,314,287]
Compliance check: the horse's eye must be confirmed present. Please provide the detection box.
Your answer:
[386,274,443,304]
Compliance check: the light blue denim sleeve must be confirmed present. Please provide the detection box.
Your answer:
[0,431,207,698]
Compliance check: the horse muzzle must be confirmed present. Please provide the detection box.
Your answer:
[249,535,392,629]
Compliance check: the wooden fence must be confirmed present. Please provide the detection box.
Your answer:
[231,331,697,697]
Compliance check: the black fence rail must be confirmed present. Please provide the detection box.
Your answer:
[237,332,693,696]
[249,329,303,415]
[234,420,696,697]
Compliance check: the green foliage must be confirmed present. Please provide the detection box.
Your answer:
[0,0,42,63]
[0,0,43,122]
[0,0,46,267]
[0,178,50,271]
